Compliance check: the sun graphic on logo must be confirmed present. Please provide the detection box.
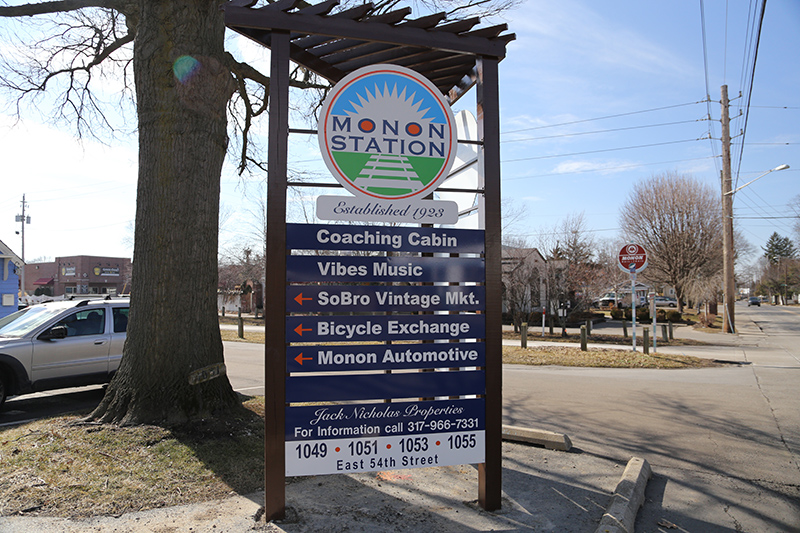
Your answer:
[319,65,457,200]
[344,82,435,133]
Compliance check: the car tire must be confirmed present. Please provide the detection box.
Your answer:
[0,371,7,410]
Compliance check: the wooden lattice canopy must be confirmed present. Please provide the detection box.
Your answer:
[224,0,515,103]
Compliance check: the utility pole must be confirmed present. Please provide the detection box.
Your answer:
[15,195,31,298]
[16,195,30,297]
[720,85,735,333]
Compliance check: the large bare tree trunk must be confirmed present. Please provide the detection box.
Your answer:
[91,0,240,425]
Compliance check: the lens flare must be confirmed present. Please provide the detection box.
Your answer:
[173,55,200,83]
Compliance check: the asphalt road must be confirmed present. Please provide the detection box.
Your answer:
[0,340,267,427]
[502,302,800,532]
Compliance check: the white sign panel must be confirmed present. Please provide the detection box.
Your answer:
[286,432,485,476]
[316,195,458,224]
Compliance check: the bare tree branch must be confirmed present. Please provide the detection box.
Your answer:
[1,7,135,139]
[0,0,125,18]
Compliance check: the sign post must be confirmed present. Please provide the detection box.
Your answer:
[618,244,648,352]
[649,291,657,353]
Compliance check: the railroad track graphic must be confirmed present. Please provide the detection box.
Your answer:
[353,154,423,192]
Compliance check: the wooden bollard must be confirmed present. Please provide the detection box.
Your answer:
[521,322,528,349]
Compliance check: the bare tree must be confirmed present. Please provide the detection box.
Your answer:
[619,172,722,313]
[1,0,514,425]
[535,212,600,311]
[501,237,545,331]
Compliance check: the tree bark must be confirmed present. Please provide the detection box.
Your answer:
[90,0,240,425]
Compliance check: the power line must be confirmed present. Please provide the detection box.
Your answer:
[506,227,620,238]
[743,142,796,146]
[502,138,704,163]
[500,101,704,135]
[731,0,768,190]
[502,156,719,182]
[501,119,702,144]
[734,216,799,220]
[698,0,720,176]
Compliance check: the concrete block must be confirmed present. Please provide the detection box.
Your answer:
[595,456,652,533]
[501,425,572,451]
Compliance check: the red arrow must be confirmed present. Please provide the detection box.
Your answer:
[294,324,312,336]
[294,293,312,306]
[294,353,313,366]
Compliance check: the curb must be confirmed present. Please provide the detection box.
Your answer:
[501,425,572,451]
[595,457,652,533]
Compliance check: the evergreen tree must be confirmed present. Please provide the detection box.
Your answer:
[763,232,797,264]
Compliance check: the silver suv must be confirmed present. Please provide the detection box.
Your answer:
[0,297,129,409]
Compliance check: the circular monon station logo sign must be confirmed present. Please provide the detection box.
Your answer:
[318,64,458,200]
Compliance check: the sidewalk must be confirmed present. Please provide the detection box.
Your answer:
[504,318,758,362]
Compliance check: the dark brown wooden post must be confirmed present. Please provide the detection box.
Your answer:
[477,56,503,512]
[264,30,290,522]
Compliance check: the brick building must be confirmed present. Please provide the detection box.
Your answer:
[25,256,132,297]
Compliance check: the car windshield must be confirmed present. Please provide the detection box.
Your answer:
[0,305,72,338]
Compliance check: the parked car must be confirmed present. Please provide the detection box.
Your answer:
[653,296,678,308]
[747,296,761,307]
[0,297,129,409]
[590,292,625,308]
[591,295,616,308]
[616,295,647,309]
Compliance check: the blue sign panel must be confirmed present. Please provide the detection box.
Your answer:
[286,285,485,313]
[286,398,485,440]
[288,223,485,254]
[286,314,485,343]
[287,255,484,283]
[286,369,485,403]
[287,342,485,373]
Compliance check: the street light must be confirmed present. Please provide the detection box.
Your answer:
[725,164,790,196]
[721,163,790,333]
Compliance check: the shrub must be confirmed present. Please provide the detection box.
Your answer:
[610,309,624,320]
[697,313,716,328]
[623,307,650,321]
[666,310,682,323]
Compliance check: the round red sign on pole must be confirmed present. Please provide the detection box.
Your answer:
[618,244,648,273]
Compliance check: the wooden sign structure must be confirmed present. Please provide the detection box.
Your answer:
[225,0,514,520]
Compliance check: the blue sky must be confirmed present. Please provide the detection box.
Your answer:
[1,0,798,268]
[493,0,799,257]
